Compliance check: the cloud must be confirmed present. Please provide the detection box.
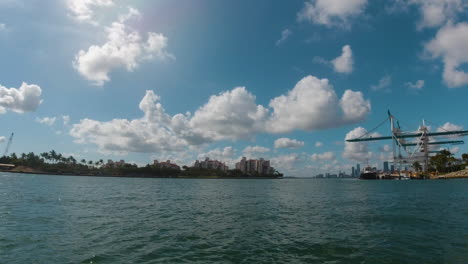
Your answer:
[315,141,323,147]
[332,45,353,73]
[276,29,292,46]
[189,87,269,141]
[66,0,114,24]
[410,0,465,30]
[198,146,235,160]
[437,122,463,132]
[274,138,305,149]
[243,145,270,154]
[0,23,6,31]
[425,22,468,88]
[0,136,5,143]
[62,115,70,125]
[448,146,460,155]
[70,90,193,154]
[297,0,367,27]
[70,75,371,154]
[437,122,464,139]
[36,117,57,126]
[270,153,302,170]
[0,82,42,114]
[371,75,392,91]
[343,127,378,162]
[73,8,173,86]
[311,151,335,162]
[405,80,425,90]
[267,75,371,133]
[340,90,371,123]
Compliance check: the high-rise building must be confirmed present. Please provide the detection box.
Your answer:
[356,164,361,177]
[193,157,228,172]
[351,166,355,177]
[383,161,389,172]
[391,164,395,172]
[235,157,274,175]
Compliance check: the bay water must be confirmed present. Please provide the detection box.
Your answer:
[1,173,467,263]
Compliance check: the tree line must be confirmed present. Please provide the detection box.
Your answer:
[0,150,283,178]
[412,150,468,174]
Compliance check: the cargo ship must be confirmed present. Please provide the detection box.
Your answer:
[360,166,378,180]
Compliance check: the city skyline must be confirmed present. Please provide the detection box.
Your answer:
[1,1,468,177]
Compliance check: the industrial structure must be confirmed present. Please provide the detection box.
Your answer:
[346,111,468,176]
[2,133,14,157]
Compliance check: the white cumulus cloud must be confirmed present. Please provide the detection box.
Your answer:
[70,75,372,154]
[405,80,425,90]
[36,117,57,126]
[371,75,392,91]
[0,82,42,114]
[315,141,323,147]
[311,151,335,162]
[189,87,269,141]
[425,22,468,88]
[437,122,463,132]
[276,29,292,46]
[73,9,173,86]
[70,90,193,154]
[297,0,367,27]
[271,153,303,170]
[242,146,270,157]
[66,0,114,24]
[409,0,466,30]
[343,127,378,162]
[0,136,5,143]
[274,138,305,149]
[62,115,70,125]
[332,45,353,74]
[198,146,235,160]
[267,75,371,133]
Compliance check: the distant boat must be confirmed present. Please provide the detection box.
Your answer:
[360,166,378,180]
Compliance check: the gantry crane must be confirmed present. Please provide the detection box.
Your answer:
[2,133,14,157]
[346,111,468,176]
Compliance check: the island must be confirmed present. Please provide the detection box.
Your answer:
[0,151,283,179]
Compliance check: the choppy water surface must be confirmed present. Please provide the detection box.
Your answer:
[0,173,467,263]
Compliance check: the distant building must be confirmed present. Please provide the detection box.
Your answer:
[154,160,180,170]
[391,164,395,172]
[235,157,274,175]
[383,161,389,172]
[352,166,355,177]
[193,157,228,172]
[356,164,361,177]
[316,174,324,178]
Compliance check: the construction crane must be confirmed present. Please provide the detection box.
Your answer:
[346,111,468,176]
[2,133,14,157]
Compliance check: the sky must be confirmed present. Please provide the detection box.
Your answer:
[0,0,468,176]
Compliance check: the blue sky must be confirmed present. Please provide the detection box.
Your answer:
[0,0,467,176]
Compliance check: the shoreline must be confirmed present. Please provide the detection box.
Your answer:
[0,170,283,179]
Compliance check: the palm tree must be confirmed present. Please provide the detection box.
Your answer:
[412,162,422,172]
[40,152,50,163]
[49,150,57,164]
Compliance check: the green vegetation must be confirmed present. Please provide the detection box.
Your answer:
[429,150,467,174]
[412,161,422,172]
[0,150,283,178]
